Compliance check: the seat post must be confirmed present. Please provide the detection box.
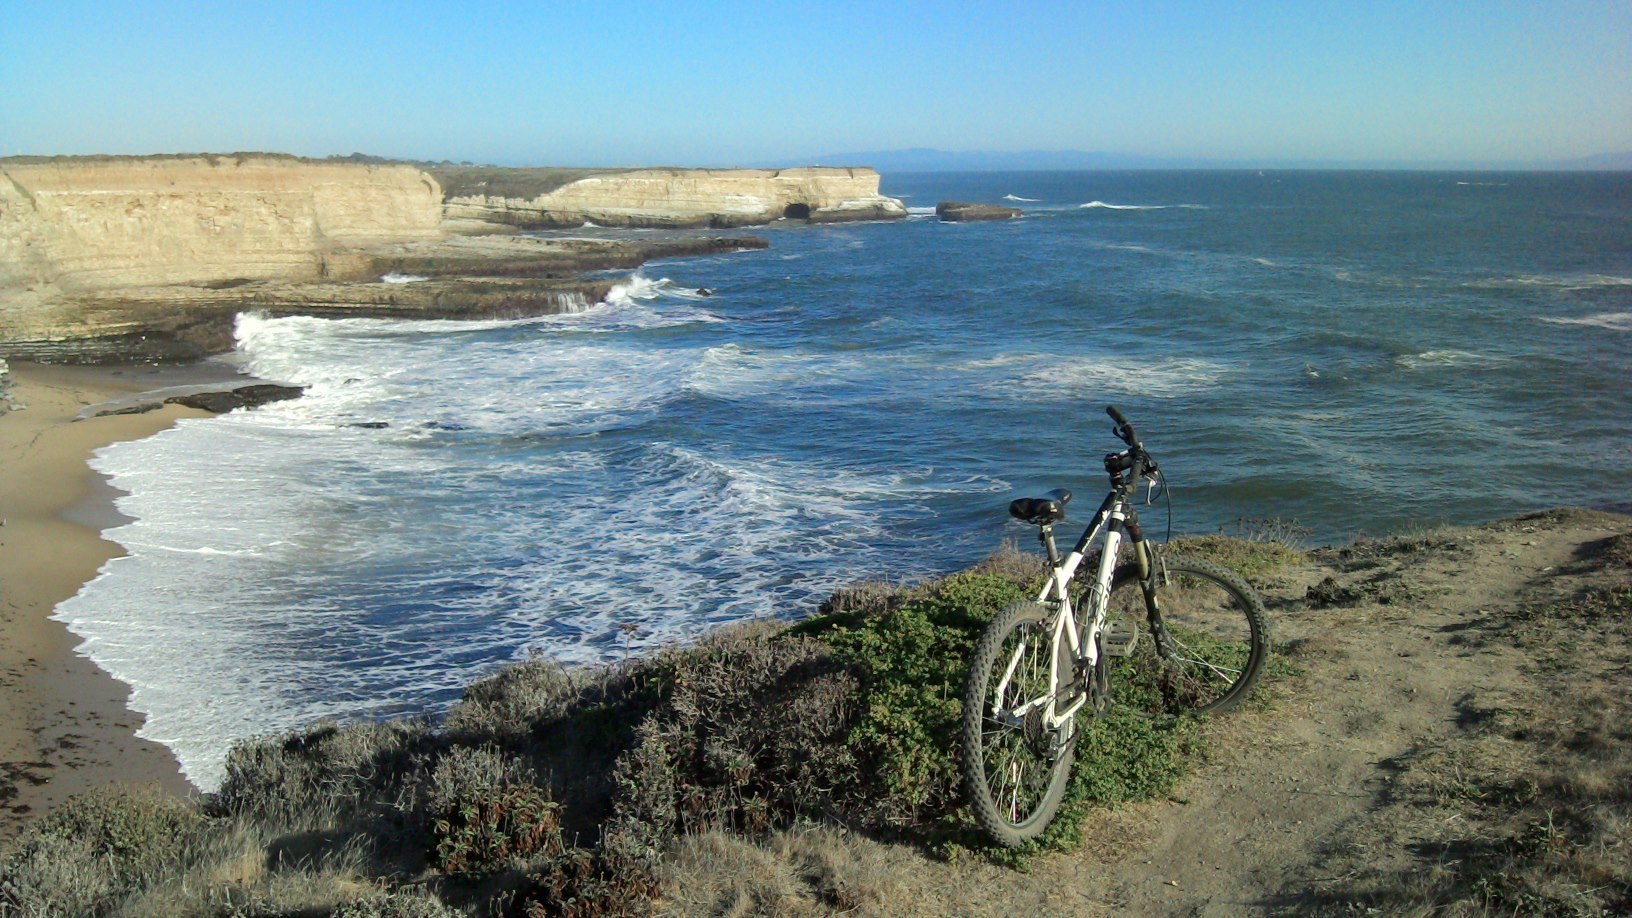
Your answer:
[1038,523,1062,567]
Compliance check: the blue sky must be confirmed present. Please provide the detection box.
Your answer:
[5,1,1629,166]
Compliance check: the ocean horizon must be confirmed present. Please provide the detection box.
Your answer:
[55,169,1632,789]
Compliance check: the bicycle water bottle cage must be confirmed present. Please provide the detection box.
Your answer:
[1008,488,1072,525]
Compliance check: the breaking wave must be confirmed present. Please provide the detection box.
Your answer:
[1080,201,1207,210]
[1536,311,1632,332]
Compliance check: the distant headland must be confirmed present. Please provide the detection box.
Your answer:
[0,154,907,363]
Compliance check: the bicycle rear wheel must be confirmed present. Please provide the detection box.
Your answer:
[1103,553,1269,716]
[961,600,1075,847]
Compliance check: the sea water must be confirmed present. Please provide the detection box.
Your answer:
[56,171,1632,789]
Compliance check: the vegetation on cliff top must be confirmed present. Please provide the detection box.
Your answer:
[9,512,1627,915]
[0,534,1307,916]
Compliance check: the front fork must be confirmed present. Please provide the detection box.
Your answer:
[1133,518,1175,660]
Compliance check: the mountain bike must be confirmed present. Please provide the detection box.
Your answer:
[961,406,1270,846]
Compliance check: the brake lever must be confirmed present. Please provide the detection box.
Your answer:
[1143,468,1167,505]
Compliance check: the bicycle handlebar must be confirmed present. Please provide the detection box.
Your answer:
[1106,405,1139,448]
[1103,405,1157,492]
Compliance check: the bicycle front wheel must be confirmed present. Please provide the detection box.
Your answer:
[1104,554,1269,716]
[962,601,1075,847]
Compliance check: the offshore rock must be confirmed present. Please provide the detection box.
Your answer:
[438,166,908,230]
[165,384,305,413]
[936,201,1023,222]
[88,383,306,417]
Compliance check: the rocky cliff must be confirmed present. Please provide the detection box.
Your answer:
[1,155,444,293]
[0,156,902,363]
[439,166,907,229]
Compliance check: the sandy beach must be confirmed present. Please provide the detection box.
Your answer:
[0,361,240,843]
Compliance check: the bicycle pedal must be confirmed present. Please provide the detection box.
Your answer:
[1102,620,1140,657]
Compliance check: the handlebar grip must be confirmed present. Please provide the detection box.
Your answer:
[1105,405,1139,446]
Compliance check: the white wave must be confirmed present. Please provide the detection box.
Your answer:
[971,353,1229,399]
[1080,201,1207,211]
[1097,242,1158,255]
[686,343,900,401]
[380,272,428,284]
[906,206,938,217]
[1002,194,1040,202]
[1466,274,1632,291]
[235,311,702,437]
[1394,349,1512,370]
[605,273,718,309]
[1536,311,1632,332]
[57,309,737,788]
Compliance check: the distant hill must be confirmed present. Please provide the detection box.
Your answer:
[806,148,1181,171]
[1550,150,1632,171]
[802,147,1632,172]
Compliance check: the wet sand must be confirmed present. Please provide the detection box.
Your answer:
[0,361,244,843]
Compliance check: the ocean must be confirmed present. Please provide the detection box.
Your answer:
[56,170,1632,789]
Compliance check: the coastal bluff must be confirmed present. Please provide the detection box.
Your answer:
[435,165,907,229]
[0,155,902,362]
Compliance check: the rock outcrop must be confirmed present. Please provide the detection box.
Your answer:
[936,201,1022,222]
[89,383,306,417]
[440,167,907,230]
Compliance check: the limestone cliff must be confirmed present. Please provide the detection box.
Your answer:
[440,167,907,229]
[0,155,444,294]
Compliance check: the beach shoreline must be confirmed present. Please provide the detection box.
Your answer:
[0,360,248,843]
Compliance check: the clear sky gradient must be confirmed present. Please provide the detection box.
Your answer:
[5,1,1630,167]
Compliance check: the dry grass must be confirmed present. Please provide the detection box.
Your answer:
[1306,535,1632,915]
[656,825,918,917]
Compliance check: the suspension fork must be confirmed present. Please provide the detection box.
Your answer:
[1130,515,1174,658]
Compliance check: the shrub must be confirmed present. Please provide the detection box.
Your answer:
[607,629,861,845]
[816,572,1025,832]
[0,785,215,915]
[1171,521,1308,582]
[421,746,563,878]
[432,784,563,879]
[214,719,433,829]
[441,659,583,739]
[514,838,661,918]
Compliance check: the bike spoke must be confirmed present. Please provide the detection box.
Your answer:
[964,603,1071,841]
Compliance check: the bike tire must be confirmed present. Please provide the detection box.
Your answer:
[1104,553,1270,716]
[962,600,1076,847]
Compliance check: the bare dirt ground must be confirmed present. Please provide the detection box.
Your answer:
[657,508,1632,916]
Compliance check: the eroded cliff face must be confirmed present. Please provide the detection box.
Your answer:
[442,167,907,229]
[0,156,444,294]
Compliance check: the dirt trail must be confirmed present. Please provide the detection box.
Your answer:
[871,509,1632,915]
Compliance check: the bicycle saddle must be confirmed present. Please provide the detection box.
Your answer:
[1008,488,1072,525]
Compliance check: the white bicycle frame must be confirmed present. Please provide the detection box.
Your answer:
[991,490,1138,734]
